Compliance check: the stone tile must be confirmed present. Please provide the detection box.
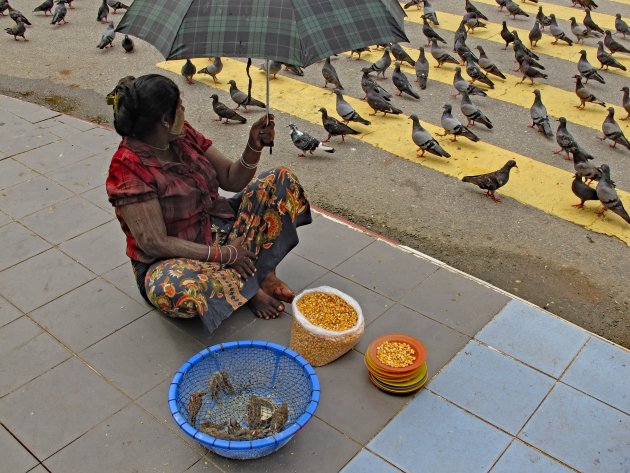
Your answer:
[13,141,96,174]
[294,216,374,269]
[0,175,73,219]
[0,108,32,127]
[45,404,199,473]
[81,184,114,211]
[0,249,94,313]
[81,313,204,398]
[341,450,401,473]
[477,300,589,378]
[0,128,59,158]
[45,122,88,140]
[30,278,151,352]
[0,295,22,328]
[334,240,438,301]
[355,304,470,382]
[65,126,119,151]
[1,425,39,473]
[0,96,60,123]
[230,309,293,345]
[400,268,510,337]
[210,416,361,473]
[369,390,511,473]
[0,210,12,227]
[0,222,50,271]
[0,317,71,397]
[0,357,129,460]
[491,440,574,473]
[0,158,34,190]
[54,114,97,132]
[20,195,113,245]
[102,261,147,305]
[521,383,630,473]
[314,350,409,444]
[428,340,555,435]
[562,337,630,414]
[59,220,128,274]
[25,466,46,473]
[46,153,110,193]
[276,252,329,296]
[310,271,394,325]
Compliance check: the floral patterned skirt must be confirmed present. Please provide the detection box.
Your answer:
[131,167,312,333]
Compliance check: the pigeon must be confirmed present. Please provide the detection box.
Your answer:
[322,57,343,89]
[106,0,128,14]
[571,144,596,163]
[569,17,589,43]
[514,41,544,70]
[464,53,494,89]
[360,68,392,100]
[571,174,599,209]
[549,15,574,45]
[454,37,479,65]
[462,160,517,202]
[211,94,246,124]
[574,75,606,109]
[282,64,304,76]
[391,43,416,67]
[96,0,108,22]
[288,124,335,157]
[615,14,629,38]
[415,47,430,89]
[596,164,630,224]
[460,90,493,128]
[0,0,9,15]
[604,30,630,54]
[519,59,548,84]
[409,114,450,158]
[475,46,506,79]
[453,66,488,97]
[496,0,508,11]
[97,21,115,49]
[439,103,480,141]
[50,0,67,25]
[8,6,31,25]
[366,84,403,116]
[583,9,604,36]
[575,0,599,10]
[431,39,459,67]
[120,34,134,53]
[571,146,602,184]
[596,41,627,70]
[513,31,540,60]
[577,50,605,84]
[465,0,488,21]
[349,47,371,60]
[500,21,515,49]
[529,21,542,47]
[198,57,223,84]
[404,0,422,10]
[464,13,486,33]
[4,19,26,41]
[529,89,553,137]
[228,80,266,110]
[599,107,630,149]
[333,89,371,125]
[33,0,53,15]
[536,7,552,30]
[422,0,439,25]
[622,87,630,119]
[366,47,392,79]
[319,107,359,142]
[505,0,529,19]
[259,60,282,79]
[392,62,420,99]
[454,19,468,46]
[554,117,578,159]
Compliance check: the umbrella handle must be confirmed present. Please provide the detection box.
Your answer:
[266,59,273,155]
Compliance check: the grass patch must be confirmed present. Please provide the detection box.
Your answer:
[43,95,76,113]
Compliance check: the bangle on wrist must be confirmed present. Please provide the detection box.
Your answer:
[239,153,259,169]
[247,140,263,153]
[205,245,212,262]
[219,246,224,267]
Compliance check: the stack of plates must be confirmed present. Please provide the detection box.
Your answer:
[364,334,428,395]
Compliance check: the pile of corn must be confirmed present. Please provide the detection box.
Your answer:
[376,341,416,368]
[296,292,358,331]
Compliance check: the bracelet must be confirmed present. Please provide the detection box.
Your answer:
[218,246,224,267]
[228,245,237,265]
[247,140,263,153]
[205,245,212,262]
[239,153,259,170]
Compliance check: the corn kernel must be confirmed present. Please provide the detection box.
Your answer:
[296,292,358,331]
[376,341,416,368]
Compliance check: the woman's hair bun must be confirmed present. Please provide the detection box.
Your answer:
[113,79,139,137]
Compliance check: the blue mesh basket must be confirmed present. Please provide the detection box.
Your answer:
[169,340,320,460]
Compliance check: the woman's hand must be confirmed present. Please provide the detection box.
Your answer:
[248,113,275,149]
[222,236,257,279]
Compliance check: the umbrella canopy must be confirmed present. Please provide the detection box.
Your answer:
[116,0,408,66]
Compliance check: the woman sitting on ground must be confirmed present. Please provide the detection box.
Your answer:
[106,74,312,331]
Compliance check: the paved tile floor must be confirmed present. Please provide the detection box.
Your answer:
[1,95,629,473]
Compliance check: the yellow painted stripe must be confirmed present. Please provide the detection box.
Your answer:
[403,8,630,73]
[606,0,630,7]
[157,58,630,245]
[357,46,628,133]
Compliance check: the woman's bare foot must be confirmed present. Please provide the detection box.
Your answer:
[261,270,295,303]
[248,289,284,320]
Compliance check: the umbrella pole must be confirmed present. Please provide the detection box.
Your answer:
[266,59,272,154]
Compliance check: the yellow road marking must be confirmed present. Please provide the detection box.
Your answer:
[608,0,630,7]
[157,58,630,245]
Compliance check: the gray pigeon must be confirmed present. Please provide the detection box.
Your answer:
[333,89,370,125]
[583,9,604,36]
[604,30,630,54]
[319,107,359,142]
[211,94,246,124]
[505,0,529,19]
[282,64,304,76]
[599,107,630,149]
[198,57,223,84]
[50,0,67,25]
[621,87,630,120]
[578,50,605,84]
[574,75,605,109]
[536,7,552,30]
[596,165,630,224]
[404,0,422,9]
[97,0,108,22]
[464,53,494,89]
[571,146,601,184]
[465,0,488,21]
[0,0,9,15]
[415,47,430,89]
[454,37,479,65]
[615,14,629,38]
[439,103,480,141]
[454,20,468,47]
[259,60,282,79]
[501,21,515,49]
[518,58,548,84]
[422,16,446,47]
[366,84,403,116]
[463,13,486,33]
[8,6,31,24]
[430,38,459,67]
[550,14,574,45]
[392,62,420,99]
[529,89,553,137]
[288,124,335,157]
[97,21,115,49]
[529,21,542,47]
[422,0,439,25]
[322,57,343,90]
[460,90,492,128]
[475,46,506,79]
[106,0,128,13]
[569,17,589,43]
[366,47,392,79]
[596,41,627,71]
[122,34,133,53]
[4,19,26,41]
[554,117,578,159]
[349,47,370,60]
[228,80,266,110]
[409,114,450,158]
[390,43,416,67]
[181,59,196,84]
[360,68,392,100]
[33,0,54,15]
[571,174,599,209]
[453,66,488,97]
[462,160,517,202]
